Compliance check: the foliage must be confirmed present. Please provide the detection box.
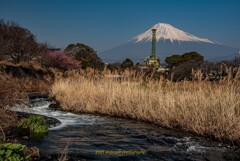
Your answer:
[42,51,81,71]
[165,51,204,66]
[18,115,48,137]
[165,54,182,66]
[65,43,104,70]
[0,143,29,161]
[0,19,47,63]
[121,58,134,69]
[182,51,204,61]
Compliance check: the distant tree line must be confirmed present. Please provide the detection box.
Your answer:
[0,19,106,71]
[1,18,238,76]
[164,51,240,81]
[42,43,105,71]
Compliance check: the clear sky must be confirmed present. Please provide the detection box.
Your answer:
[1,0,240,52]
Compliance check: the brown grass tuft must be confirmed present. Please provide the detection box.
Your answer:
[0,72,27,108]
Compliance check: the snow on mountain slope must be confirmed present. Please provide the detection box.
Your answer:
[133,23,215,44]
[100,22,239,63]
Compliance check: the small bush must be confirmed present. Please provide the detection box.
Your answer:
[121,58,134,70]
[0,143,29,161]
[42,51,81,71]
[165,51,204,66]
[18,115,48,137]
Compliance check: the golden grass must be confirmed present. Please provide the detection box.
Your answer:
[17,77,51,93]
[51,69,240,142]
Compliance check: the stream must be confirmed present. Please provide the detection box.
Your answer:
[13,98,240,161]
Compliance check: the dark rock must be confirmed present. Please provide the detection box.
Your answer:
[0,63,55,81]
[5,126,30,139]
[44,115,61,128]
[28,92,49,100]
[49,101,61,110]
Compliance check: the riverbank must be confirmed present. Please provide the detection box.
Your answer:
[0,61,54,130]
[0,62,59,160]
[1,110,61,140]
[18,98,240,161]
[0,95,63,161]
[51,70,240,143]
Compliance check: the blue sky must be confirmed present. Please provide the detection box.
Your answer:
[1,0,240,52]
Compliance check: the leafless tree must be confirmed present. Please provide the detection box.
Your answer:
[0,19,47,63]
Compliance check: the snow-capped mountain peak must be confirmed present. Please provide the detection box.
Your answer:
[133,23,215,44]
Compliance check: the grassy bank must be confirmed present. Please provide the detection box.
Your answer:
[51,70,240,142]
[0,61,53,140]
[0,61,53,93]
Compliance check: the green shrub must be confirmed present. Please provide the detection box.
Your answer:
[18,115,48,137]
[165,51,204,66]
[0,143,29,161]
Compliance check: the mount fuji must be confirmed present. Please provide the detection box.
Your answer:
[100,23,239,63]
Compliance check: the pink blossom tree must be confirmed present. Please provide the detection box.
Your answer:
[42,51,81,70]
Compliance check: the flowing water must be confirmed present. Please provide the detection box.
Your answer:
[15,99,240,161]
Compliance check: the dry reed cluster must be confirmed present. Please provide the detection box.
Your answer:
[51,69,240,142]
[0,72,26,108]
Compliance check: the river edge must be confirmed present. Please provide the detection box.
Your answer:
[50,100,240,147]
[21,96,240,161]
[4,93,240,161]
[32,92,240,146]
[1,92,62,160]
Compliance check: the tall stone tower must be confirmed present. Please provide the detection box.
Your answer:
[146,27,160,68]
[151,28,157,58]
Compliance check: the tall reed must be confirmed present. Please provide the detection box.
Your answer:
[51,69,240,142]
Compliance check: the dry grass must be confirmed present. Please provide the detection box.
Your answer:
[0,108,18,129]
[0,60,53,93]
[0,72,27,108]
[17,77,51,93]
[0,72,25,135]
[58,138,71,161]
[51,69,240,142]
